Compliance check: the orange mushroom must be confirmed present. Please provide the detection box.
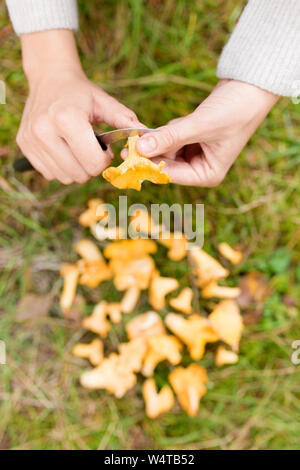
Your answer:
[129,208,161,237]
[141,334,182,377]
[102,134,171,191]
[149,275,179,310]
[118,338,148,373]
[110,255,155,291]
[142,378,174,419]
[165,313,219,359]
[209,300,243,351]
[159,232,187,261]
[77,259,112,288]
[59,263,79,313]
[202,281,241,299]
[218,242,243,265]
[126,311,165,340]
[188,248,229,288]
[78,199,106,227]
[80,353,136,398]
[82,301,121,337]
[169,287,193,314]
[120,286,141,314]
[169,364,208,416]
[215,346,239,367]
[74,238,103,261]
[104,238,157,260]
[105,302,122,323]
[72,338,104,366]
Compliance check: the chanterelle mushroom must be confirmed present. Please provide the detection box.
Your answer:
[159,232,187,261]
[104,239,157,260]
[102,134,171,191]
[209,300,243,351]
[169,288,193,314]
[126,311,165,340]
[121,286,141,314]
[142,378,174,419]
[149,275,179,310]
[129,208,161,237]
[165,313,219,359]
[77,259,112,288]
[60,263,79,313]
[110,255,155,291]
[202,281,241,299]
[72,338,104,366]
[215,346,239,367]
[78,199,106,227]
[188,248,229,288]
[218,242,242,265]
[118,338,147,373]
[82,301,121,337]
[74,238,103,261]
[169,364,208,416]
[142,334,182,377]
[80,353,136,398]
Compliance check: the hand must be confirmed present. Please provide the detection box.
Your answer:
[135,79,279,186]
[17,30,143,184]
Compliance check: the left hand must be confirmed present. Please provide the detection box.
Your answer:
[135,79,279,187]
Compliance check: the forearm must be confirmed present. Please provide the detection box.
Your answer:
[21,30,84,85]
[6,0,78,35]
[217,0,300,97]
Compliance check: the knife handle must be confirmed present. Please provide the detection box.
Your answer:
[13,132,107,173]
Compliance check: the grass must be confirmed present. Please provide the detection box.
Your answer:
[0,0,300,450]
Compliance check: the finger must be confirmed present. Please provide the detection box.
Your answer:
[93,89,146,129]
[50,105,110,177]
[136,114,200,158]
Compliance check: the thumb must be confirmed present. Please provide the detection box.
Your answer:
[136,114,199,157]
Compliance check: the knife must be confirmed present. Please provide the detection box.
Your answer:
[13,128,154,172]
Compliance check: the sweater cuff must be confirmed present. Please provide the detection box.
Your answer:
[6,0,78,35]
[217,0,300,97]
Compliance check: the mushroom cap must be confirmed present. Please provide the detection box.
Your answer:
[118,338,148,373]
[104,239,157,260]
[159,232,187,261]
[142,378,174,419]
[141,334,182,377]
[165,313,219,359]
[169,364,208,416]
[188,248,229,288]
[102,135,171,191]
[209,300,243,351]
[126,311,166,340]
[215,346,239,367]
[77,259,112,288]
[149,276,179,310]
[129,208,161,237]
[74,238,103,261]
[202,281,241,299]
[59,263,79,313]
[82,301,110,337]
[169,287,193,314]
[120,286,141,314]
[218,242,243,265]
[110,255,155,291]
[80,353,136,398]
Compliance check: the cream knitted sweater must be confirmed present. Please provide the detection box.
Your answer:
[5,0,300,97]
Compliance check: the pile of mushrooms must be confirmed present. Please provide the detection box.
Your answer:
[60,201,244,418]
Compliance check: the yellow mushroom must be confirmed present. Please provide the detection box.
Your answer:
[142,378,174,419]
[77,259,112,288]
[110,255,155,291]
[105,302,122,323]
[59,263,79,314]
[215,346,239,367]
[141,334,182,377]
[74,238,103,261]
[149,276,179,310]
[120,286,141,314]
[78,199,106,227]
[102,134,171,191]
[90,223,124,241]
[202,281,241,299]
[118,338,148,373]
[80,353,136,398]
[169,364,208,416]
[159,232,187,261]
[82,301,113,337]
[165,313,219,359]
[126,311,165,340]
[218,242,243,265]
[169,287,193,314]
[72,338,104,366]
[188,248,229,288]
[104,238,157,260]
[209,300,243,351]
[129,208,161,237]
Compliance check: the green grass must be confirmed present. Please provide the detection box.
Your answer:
[0,0,300,450]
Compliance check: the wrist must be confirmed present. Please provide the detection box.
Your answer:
[21,29,84,85]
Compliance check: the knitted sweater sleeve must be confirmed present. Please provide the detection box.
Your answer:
[217,0,300,97]
[5,0,78,35]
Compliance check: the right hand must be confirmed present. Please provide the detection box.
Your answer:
[17,31,143,184]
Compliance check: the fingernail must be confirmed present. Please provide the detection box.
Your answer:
[138,136,157,154]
